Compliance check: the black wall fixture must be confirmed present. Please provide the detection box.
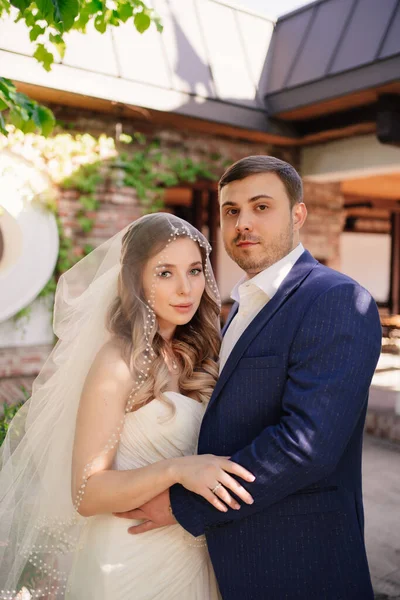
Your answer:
[377,94,400,146]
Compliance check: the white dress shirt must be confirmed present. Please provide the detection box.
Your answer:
[219,243,305,372]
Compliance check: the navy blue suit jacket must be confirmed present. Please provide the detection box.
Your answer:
[170,250,382,600]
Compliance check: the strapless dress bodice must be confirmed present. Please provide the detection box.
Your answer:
[66,391,221,600]
[114,391,207,471]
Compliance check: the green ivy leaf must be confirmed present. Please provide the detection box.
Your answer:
[9,109,37,133]
[133,133,147,145]
[23,10,36,26]
[94,12,107,32]
[73,5,91,29]
[77,215,95,233]
[58,248,68,258]
[0,77,15,100]
[38,275,57,297]
[61,237,73,249]
[135,180,146,199]
[29,24,46,41]
[9,0,30,12]
[36,0,54,19]
[57,257,74,272]
[8,108,25,131]
[80,195,99,211]
[49,32,66,58]
[0,112,7,136]
[52,0,80,30]
[83,244,94,255]
[21,119,38,134]
[13,305,32,322]
[0,401,25,447]
[90,0,103,11]
[118,3,133,22]
[32,105,56,136]
[119,132,133,144]
[73,0,102,29]
[33,44,54,71]
[134,11,151,33]
[11,91,35,117]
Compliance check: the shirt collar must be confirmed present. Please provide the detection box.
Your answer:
[231,243,305,303]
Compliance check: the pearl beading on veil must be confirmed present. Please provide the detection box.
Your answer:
[0,217,219,599]
[72,222,218,545]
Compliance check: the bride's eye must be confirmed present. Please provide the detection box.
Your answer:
[189,268,202,276]
[158,270,172,278]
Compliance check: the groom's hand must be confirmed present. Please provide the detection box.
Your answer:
[113,489,177,535]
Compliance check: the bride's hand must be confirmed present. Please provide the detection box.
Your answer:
[171,455,255,512]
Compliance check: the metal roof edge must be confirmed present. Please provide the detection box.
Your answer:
[0,49,298,140]
[210,0,276,23]
[265,54,400,115]
[275,0,327,24]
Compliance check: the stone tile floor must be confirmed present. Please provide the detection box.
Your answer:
[363,435,400,599]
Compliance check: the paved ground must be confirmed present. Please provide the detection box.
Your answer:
[370,353,400,415]
[363,435,400,599]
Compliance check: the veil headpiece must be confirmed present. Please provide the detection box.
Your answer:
[0,213,220,599]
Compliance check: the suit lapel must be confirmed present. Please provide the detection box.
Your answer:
[209,251,318,409]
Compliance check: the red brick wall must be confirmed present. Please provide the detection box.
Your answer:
[58,187,142,249]
[301,181,346,270]
[0,346,52,405]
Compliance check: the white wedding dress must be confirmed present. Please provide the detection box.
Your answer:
[66,391,221,600]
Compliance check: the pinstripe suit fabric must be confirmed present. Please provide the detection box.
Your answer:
[170,250,382,599]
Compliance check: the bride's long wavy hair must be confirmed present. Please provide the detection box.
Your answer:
[107,214,221,407]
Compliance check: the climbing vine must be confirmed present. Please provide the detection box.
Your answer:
[4,126,225,322]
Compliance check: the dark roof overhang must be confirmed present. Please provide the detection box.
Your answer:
[264,0,400,144]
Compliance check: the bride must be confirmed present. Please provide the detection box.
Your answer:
[0,213,255,600]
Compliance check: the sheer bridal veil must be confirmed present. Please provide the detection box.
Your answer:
[0,213,220,599]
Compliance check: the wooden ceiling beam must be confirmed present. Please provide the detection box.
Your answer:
[12,81,400,148]
[344,207,391,219]
[275,82,400,122]
[14,81,298,147]
[344,195,400,212]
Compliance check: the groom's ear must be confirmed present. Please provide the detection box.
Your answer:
[292,202,307,230]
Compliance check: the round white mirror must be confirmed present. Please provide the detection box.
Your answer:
[0,151,59,323]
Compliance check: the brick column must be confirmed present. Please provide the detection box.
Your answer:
[301,181,346,270]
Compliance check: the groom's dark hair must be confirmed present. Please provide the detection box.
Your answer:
[218,155,303,208]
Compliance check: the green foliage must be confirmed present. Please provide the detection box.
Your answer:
[33,44,54,71]
[76,214,95,232]
[0,0,161,136]
[3,0,162,67]
[54,215,77,273]
[10,129,222,324]
[63,135,219,217]
[0,387,28,446]
[38,275,57,298]
[63,161,102,193]
[0,78,55,136]
[13,305,32,322]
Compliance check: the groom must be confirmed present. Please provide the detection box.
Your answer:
[120,156,382,599]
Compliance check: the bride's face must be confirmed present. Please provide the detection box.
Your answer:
[142,237,206,331]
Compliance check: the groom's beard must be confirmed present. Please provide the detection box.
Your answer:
[226,225,294,274]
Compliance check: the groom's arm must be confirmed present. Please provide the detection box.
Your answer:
[170,282,382,537]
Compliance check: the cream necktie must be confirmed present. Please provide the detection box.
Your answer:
[219,289,269,372]
[219,310,241,372]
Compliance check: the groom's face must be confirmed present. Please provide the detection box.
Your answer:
[220,172,305,276]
